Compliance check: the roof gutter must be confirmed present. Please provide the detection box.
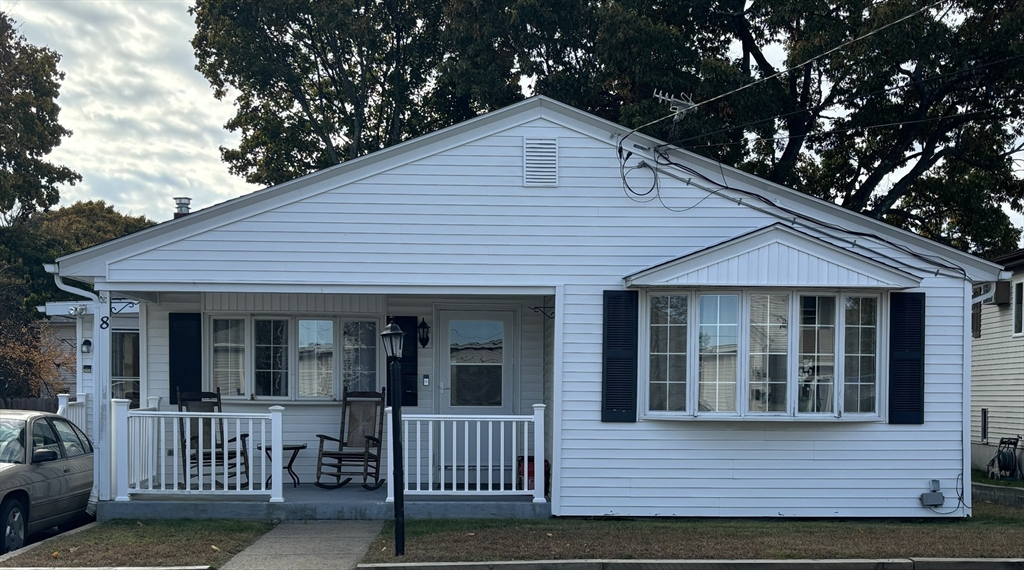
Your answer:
[43,263,99,303]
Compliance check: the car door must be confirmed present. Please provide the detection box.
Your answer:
[27,418,69,529]
[49,417,92,514]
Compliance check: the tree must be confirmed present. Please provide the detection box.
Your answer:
[0,263,65,398]
[0,200,155,314]
[572,1,1024,255]
[0,12,81,225]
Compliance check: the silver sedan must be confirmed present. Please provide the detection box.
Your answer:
[0,410,94,554]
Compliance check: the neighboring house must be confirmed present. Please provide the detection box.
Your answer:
[38,300,141,437]
[970,249,1024,476]
[50,96,1004,518]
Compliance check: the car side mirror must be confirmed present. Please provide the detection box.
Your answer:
[32,448,59,463]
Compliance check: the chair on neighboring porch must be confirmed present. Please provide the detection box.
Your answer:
[177,387,250,488]
[314,387,386,490]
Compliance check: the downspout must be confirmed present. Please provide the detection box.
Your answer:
[43,263,99,303]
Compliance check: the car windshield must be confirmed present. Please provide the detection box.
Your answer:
[0,418,27,464]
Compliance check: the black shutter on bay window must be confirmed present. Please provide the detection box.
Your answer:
[888,292,925,424]
[393,316,419,407]
[602,290,638,422]
[169,313,202,405]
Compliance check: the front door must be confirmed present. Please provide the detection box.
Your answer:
[438,310,514,488]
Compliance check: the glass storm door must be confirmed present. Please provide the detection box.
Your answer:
[438,311,514,488]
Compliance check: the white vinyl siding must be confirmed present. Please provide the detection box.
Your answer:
[971,270,1024,446]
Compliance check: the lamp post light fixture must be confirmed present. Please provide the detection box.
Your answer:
[379,318,405,556]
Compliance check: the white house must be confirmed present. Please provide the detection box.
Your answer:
[50,96,1005,518]
[971,249,1024,477]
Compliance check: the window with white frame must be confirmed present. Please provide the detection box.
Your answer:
[210,316,379,399]
[1014,281,1023,336]
[642,290,882,418]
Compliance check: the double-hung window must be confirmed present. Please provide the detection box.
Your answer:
[643,290,883,419]
[210,316,379,400]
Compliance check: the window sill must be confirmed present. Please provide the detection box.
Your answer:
[641,413,884,423]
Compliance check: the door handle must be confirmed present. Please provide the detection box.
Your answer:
[63,467,70,473]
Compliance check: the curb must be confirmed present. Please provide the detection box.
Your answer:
[0,521,100,564]
[358,559,1024,570]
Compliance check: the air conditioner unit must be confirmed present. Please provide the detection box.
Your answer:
[985,281,1011,305]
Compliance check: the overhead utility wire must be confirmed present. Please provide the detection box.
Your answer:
[684,111,992,151]
[621,0,948,142]
[650,149,968,278]
[661,53,1024,149]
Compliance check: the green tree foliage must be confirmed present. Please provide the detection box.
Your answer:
[194,0,1023,255]
[0,201,155,314]
[0,12,81,225]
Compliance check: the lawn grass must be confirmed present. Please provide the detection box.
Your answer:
[972,468,1024,488]
[363,502,1024,563]
[0,519,275,569]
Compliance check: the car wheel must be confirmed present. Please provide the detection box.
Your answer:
[1,498,27,554]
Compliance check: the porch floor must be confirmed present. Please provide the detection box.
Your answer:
[97,484,550,521]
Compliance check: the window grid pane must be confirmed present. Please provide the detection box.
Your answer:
[698,294,738,412]
[843,297,877,413]
[749,294,788,413]
[213,318,245,396]
[299,320,334,398]
[649,295,687,411]
[255,319,289,397]
[798,296,835,413]
[343,321,378,392]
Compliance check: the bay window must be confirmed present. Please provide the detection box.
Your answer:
[642,290,882,418]
[209,315,379,400]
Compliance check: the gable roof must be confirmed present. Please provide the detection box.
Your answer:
[56,96,1002,283]
[625,224,921,289]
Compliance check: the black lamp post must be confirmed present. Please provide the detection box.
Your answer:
[380,318,405,556]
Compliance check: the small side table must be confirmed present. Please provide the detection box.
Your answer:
[258,443,307,487]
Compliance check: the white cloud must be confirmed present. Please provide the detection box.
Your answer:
[3,0,256,222]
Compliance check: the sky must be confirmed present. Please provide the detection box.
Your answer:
[4,0,256,223]
[4,0,1023,240]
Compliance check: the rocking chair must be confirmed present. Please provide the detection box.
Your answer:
[314,387,386,490]
[177,387,250,488]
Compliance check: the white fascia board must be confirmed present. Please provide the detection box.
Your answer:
[90,282,558,296]
[625,223,921,289]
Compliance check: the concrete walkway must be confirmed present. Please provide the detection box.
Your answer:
[220,520,383,570]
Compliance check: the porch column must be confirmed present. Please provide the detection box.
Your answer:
[57,394,69,416]
[94,291,113,501]
[532,404,546,503]
[269,406,284,503]
[112,399,130,501]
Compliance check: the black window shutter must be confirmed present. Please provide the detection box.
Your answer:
[602,290,638,422]
[169,313,202,405]
[393,316,419,407]
[888,292,925,424]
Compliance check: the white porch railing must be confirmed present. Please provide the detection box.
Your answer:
[111,400,284,502]
[57,393,88,437]
[387,403,546,503]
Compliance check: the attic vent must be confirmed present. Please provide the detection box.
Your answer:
[524,138,558,186]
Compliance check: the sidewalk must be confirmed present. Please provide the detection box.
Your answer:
[220,520,383,570]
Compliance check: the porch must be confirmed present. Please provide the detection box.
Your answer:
[95,482,550,521]
[94,399,548,520]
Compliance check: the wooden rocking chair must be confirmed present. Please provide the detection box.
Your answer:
[177,387,250,488]
[314,387,386,490]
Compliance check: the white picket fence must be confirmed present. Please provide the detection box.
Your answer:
[110,400,284,502]
[387,404,546,503]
